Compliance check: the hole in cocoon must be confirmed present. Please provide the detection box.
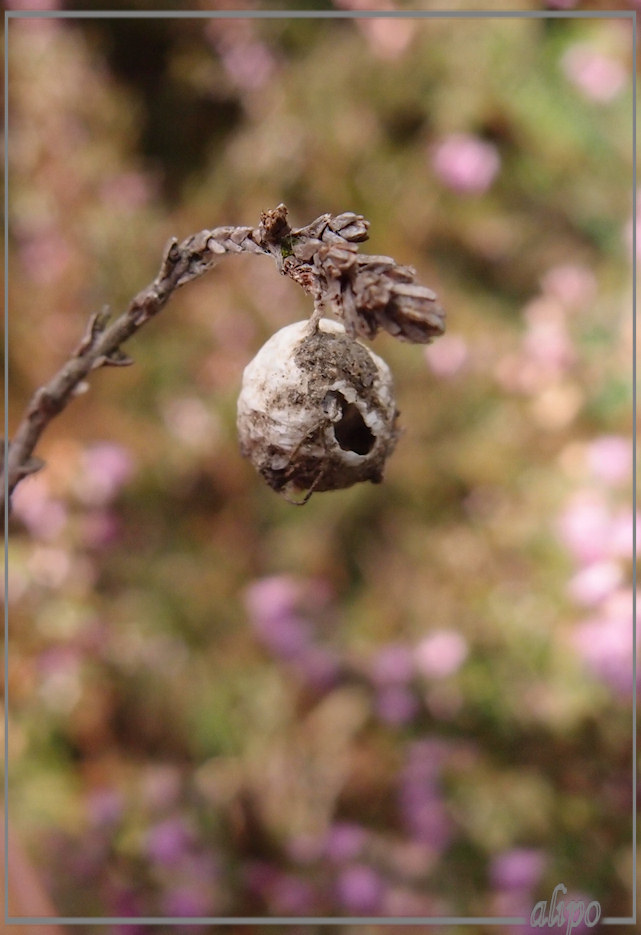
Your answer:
[333,400,375,455]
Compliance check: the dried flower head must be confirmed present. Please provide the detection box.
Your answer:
[274,207,446,343]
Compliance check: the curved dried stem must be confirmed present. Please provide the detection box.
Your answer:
[3,204,444,515]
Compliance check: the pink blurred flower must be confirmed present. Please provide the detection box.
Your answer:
[334,0,414,60]
[11,475,67,540]
[360,18,414,61]
[37,647,82,713]
[219,40,276,91]
[540,264,596,310]
[557,491,637,566]
[334,864,385,913]
[607,508,637,560]
[141,765,182,812]
[556,490,612,565]
[18,230,73,285]
[573,590,635,694]
[431,133,501,195]
[76,443,135,506]
[562,44,626,103]
[100,172,153,211]
[490,848,547,891]
[80,510,122,549]
[522,298,575,375]
[414,630,468,679]
[585,435,631,486]
[567,561,623,606]
[424,334,469,378]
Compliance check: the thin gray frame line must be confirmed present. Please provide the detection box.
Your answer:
[632,7,638,929]
[4,6,637,928]
[7,917,527,927]
[4,8,635,17]
[3,2,9,929]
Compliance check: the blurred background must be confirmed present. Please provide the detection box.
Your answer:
[4,1,636,932]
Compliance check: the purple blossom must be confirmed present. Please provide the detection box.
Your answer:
[220,40,276,91]
[431,133,501,195]
[370,643,415,684]
[270,873,316,914]
[251,610,312,660]
[293,645,342,690]
[244,576,315,661]
[160,883,211,918]
[397,741,453,850]
[414,630,468,679]
[80,509,122,549]
[323,822,367,862]
[86,788,123,828]
[110,886,147,933]
[244,861,279,905]
[490,848,546,891]
[375,684,420,725]
[334,864,385,913]
[145,817,192,866]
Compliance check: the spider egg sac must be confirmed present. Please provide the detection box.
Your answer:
[237,318,399,498]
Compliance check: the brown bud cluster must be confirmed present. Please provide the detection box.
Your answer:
[284,210,446,344]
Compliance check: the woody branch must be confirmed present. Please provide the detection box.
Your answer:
[3,204,444,514]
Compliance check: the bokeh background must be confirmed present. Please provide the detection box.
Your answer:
[4,1,636,933]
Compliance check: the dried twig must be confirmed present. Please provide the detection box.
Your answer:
[3,204,444,514]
